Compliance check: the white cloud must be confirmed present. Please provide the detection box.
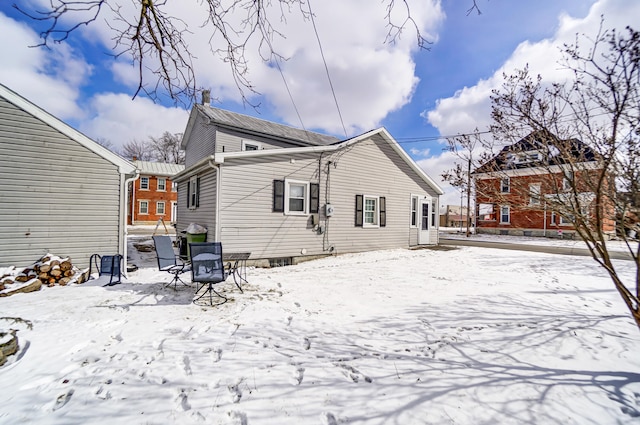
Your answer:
[78,93,189,150]
[0,13,90,120]
[425,0,640,137]
[66,0,445,136]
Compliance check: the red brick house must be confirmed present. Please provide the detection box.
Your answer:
[128,160,184,225]
[472,131,615,238]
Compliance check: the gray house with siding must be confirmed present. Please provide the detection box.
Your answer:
[174,104,443,265]
[0,84,138,269]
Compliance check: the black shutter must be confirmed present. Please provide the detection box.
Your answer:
[310,183,320,213]
[273,180,285,212]
[380,196,386,227]
[195,177,200,208]
[355,194,363,227]
[187,180,191,208]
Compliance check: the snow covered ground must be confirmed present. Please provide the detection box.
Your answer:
[1,235,639,424]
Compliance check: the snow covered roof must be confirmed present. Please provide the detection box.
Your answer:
[133,160,184,177]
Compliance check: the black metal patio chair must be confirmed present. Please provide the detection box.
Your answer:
[189,242,230,306]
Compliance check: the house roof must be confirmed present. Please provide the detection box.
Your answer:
[175,127,444,195]
[0,83,137,175]
[474,130,598,175]
[134,160,184,177]
[183,104,340,149]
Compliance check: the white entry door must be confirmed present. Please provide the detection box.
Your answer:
[171,201,177,223]
[418,197,431,245]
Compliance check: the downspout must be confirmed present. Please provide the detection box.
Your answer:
[122,169,140,277]
[543,201,547,237]
[213,159,221,242]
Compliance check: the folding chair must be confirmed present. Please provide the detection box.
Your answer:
[89,254,123,286]
[189,242,230,306]
[153,235,190,289]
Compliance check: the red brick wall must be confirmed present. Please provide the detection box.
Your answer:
[475,170,615,233]
[129,175,178,225]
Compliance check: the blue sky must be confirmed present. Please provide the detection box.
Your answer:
[0,0,636,205]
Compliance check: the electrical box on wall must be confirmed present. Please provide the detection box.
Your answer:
[325,204,335,217]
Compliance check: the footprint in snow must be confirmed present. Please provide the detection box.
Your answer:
[49,389,74,411]
[335,363,372,383]
[202,347,222,363]
[176,389,191,411]
[291,367,305,385]
[227,410,248,425]
[181,354,192,375]
[321,412,338,425]
[228,380,243,403]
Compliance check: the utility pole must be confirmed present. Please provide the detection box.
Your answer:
[466,155,472,237]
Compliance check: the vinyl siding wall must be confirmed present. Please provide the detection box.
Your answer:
[184,113,216,167]
[218,153,323,258]
[215,128,314,153]
[0,97,123,268]
[216,134,439,259]
[175,167,218,240]
[321,133,440,251]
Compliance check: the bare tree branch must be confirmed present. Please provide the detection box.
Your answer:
[13,0,473,105]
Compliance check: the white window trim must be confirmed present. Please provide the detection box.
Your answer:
[242,140,262,151]
[363,195,380,228]
[157,201,166,215]
[188,176,198,210]
[139,200,149,215]
[529,183,541,205]
[500,205,510,224]
[171,180,178,192]
[500,177,510,193]
[157,177,167,192]
[140,176,149,190]
[284,179,309,216]
[410,195,419,228]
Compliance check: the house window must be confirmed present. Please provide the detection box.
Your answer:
[410,196,418,227]
[157,178,166,191]
[365,197,379,226]
[431,199,437,227]
[242,140,261,151]
[563,171,573,190]
[500,177,510,193]
[287,181,308,214]
[172,181,178,192]
[478,203,495,221]
[272,180,319,215]
[500,205,510,223]
[187,176,200,209]
[560,214,574,225]
[140,177,149,190]
[139,201,149,214]
[355,194,386,228]
[157,201,165,215]
[529,184,541,205]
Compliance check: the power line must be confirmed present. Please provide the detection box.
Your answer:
[272,56,307,133]
[307,0,348,138]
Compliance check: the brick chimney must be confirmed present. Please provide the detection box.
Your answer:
[202,89,210,106]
